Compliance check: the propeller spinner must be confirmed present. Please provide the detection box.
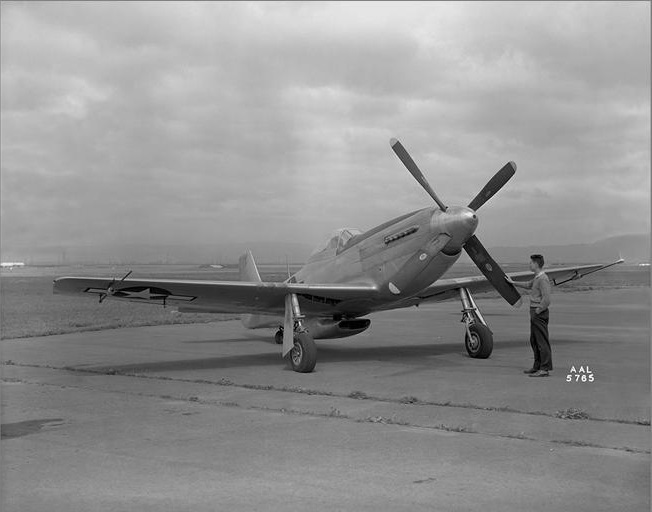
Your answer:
[390,138,521,307]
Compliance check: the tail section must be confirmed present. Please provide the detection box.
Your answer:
[239,250,282,329]
[239,250,262,282]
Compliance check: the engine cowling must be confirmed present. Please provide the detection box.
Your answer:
[306,318,371,340]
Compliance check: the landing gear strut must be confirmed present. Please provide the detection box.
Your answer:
[460,287,493,358]
[283,294,317,373]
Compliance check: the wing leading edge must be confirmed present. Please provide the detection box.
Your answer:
[413,260,624,304]
[53,260,623,316]
[53,277,380,315]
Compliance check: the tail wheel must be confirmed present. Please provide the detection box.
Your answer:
[465,323,493,359]
[274,329,283,345]
[289,331,317,373]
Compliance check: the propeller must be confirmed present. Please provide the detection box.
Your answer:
[99,270,132,303]
[389,138,520,306]
[464,235,522,306]
[467,161,516,211]
[390,138,448,211]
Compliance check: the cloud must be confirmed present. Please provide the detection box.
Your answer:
[1,1,649,261]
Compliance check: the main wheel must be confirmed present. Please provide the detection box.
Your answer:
[289,331,317,373]
[274,329,283,345]
[465,323,493,359]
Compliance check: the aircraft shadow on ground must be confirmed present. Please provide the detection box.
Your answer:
[83,337,583,374]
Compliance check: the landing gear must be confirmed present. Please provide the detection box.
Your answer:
[289,331,317,373]
[274,328,283,345]
[283,293,318,373]
[460,287,493,358]
[465,323,493,358]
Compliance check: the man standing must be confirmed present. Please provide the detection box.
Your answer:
[506,254,552,377]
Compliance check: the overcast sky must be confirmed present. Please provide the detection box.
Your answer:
[1,1,650,259]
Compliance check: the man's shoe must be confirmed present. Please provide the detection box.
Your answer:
[529,370,549,377]
[523,368,538,374]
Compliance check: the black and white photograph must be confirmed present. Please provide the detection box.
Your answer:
[1,1,650,510]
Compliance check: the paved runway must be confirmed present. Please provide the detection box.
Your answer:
[2,288,650,511]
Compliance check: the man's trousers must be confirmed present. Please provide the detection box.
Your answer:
[530,308,552,371]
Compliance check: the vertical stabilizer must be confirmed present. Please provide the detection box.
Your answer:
[239,250,281,329]
[239,250,262,282]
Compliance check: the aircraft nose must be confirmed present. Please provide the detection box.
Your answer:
[434,206,478,253]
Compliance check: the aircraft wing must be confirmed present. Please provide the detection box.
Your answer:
[53,277,380,315]
[413,260,624,304]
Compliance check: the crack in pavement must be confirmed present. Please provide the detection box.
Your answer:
[3,367,650,455]
[3,360,649,427]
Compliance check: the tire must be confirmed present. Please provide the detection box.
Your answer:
[289,331,317,373]
[465,323,493,359]
[274,330,283,345]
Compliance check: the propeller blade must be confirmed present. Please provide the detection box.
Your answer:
[390,138,447,211]
[99,277,116,304]
[99,271,131,304]
[464,235,522,307]
[467,161,517,211]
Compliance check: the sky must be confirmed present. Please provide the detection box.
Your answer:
[1,1,650,262]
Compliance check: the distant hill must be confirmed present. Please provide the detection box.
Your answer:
[471,233,650,265]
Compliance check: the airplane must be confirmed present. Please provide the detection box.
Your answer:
[53,139,623,373]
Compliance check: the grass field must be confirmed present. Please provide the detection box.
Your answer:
[1,263,648,340]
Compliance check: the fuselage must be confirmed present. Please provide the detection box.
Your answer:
[293,204,479,310]
[243,203,480,336]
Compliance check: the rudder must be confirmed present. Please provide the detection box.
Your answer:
[239,250,262,282]
[239,250,281,329]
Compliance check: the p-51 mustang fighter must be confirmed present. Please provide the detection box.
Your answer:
[54,139,622,372]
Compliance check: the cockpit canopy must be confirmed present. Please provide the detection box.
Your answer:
[310,228,363,258]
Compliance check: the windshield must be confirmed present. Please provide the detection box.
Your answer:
[310,228,363,257]
[337,228,362,251]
